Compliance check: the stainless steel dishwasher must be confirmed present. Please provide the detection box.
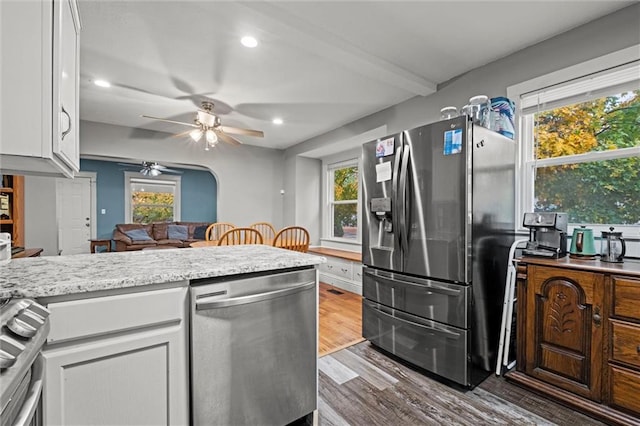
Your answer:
[190,267,317,426]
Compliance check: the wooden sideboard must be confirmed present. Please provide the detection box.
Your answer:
[506,256,640,425]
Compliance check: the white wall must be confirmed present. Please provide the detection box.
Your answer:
[285,3,640,249]
[79,121,286,228]
[24,176,58,255]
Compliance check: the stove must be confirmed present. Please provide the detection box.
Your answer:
[1,298,50,425]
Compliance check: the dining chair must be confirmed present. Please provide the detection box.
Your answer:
[248,222,276,243]
[217,227,264,246]
[205,222,236,241]
[272,226,310,252]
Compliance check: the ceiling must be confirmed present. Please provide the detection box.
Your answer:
[78,1,632,151]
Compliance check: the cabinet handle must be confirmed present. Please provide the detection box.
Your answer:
[593,306,602,327]
[61,105,72,140]
[341,268,348,273]
[636,345,640,354]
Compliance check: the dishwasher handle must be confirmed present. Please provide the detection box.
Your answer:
[195,280,316,310]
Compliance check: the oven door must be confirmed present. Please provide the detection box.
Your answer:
[1,354,44,426]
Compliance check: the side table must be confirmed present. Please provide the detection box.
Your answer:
[90,239,111,253]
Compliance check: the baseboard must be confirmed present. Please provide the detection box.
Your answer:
[319,273,362,295]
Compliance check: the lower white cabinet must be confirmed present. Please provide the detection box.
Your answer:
[319,255,362,294]
[41,285,189,425]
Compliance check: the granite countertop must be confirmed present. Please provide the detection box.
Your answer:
[0,245,326,299]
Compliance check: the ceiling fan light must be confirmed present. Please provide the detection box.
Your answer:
[190,129,203,141]
[149,168,161,177]
[241,36,258,48]
[205,129,217,144]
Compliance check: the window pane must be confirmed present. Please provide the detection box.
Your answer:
[333,166,358,201]
[132,191,174,223]
[534,90,639,160]
[534,157,640,224]
[332,203,358,239]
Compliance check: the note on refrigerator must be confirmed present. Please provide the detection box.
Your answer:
[376,162,392,182]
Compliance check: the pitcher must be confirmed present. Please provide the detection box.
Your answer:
[600,227,626,263]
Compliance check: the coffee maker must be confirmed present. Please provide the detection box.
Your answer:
[522,212,568,258]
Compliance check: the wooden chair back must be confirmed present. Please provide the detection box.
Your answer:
[205,222,236,241]
[217,227,264,246]
[273,226,310,252]
[248,222,276,241]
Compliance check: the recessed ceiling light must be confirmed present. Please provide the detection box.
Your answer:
[272,118,283,125]
[241,36,258,48]
[94,79,111,88]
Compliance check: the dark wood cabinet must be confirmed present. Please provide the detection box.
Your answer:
[0,174,24,247]
[509,257,640,426]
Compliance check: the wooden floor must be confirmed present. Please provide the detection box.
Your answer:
[317,283,605,426]
[318,342,606,426]
[319,283,365,357]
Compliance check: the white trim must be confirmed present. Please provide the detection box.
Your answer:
[325,159,360,243]
[508,45,640,232]
[507,45,640,103]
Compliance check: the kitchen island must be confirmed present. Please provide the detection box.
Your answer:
[0,245,325,425]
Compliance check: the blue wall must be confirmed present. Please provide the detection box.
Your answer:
[80,160,217,239]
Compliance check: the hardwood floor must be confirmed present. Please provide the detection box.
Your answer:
[317,283,605,425]
[318,342,606,426]
[319,283,364,357]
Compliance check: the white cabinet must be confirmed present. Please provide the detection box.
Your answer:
[318,255,363,294]
[0,0,80,177]
[42,285,189,425]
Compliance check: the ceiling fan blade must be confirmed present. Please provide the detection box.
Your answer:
[216,131,242,146]
[141,115,198,128]
[117,162,138,167]
[219,125,264,138]
[171,129,193,139]
[197,110,217,127]
[159,168,183,174]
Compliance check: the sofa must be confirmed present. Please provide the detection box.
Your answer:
[112,222,212,251]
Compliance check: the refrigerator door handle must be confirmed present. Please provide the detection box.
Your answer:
[399,144,411,253]
[392,144,403,248]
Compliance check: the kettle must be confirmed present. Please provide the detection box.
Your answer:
[570,226,596,258]
[600,227,626,263]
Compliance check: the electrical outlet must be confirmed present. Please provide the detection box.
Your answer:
[101,209,106,214]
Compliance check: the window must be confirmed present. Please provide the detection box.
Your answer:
[327,160,359,241]
[512,58,640,232]
[124,172,181,223]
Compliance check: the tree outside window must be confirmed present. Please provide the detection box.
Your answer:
[330,164,359,240]
[126,175,181,224]
[532,89,639,225]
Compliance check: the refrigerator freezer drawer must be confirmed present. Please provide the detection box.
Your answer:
[362,300,469,386]
[363,267,469,328]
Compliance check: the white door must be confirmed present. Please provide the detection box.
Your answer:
[56,175,93,255]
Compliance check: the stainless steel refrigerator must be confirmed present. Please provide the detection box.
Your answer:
[361,115,516,387]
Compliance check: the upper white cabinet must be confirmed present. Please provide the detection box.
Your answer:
[0,0,81,177]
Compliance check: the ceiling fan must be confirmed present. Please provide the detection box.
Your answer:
[142,101,264,149]
[118,161,183,177]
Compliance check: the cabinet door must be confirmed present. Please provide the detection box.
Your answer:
[52,0,80,172]
[525,265,604,401]
[43,323,188,425]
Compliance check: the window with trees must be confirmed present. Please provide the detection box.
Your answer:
[516,61,639,231]
[125,173,181,223]
[328,161,359,241]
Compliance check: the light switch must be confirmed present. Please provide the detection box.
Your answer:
[101,209,106,214]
